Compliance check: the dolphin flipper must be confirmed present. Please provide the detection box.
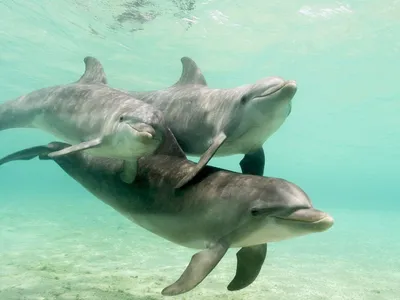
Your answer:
[227,243,267,291]
[161,242,229,296]
[240,148,265,176]
[47,138,103,158]
[119,160,138,184]
[154,127,186,159]
[174,132,227,189]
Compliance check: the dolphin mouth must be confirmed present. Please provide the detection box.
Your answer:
[274,208,334,231]
[255,80,297,99]
[129,124,156,141]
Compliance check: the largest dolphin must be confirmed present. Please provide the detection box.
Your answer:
[0,56,188,184]
[0,142,334,296]
[129,57,298,187]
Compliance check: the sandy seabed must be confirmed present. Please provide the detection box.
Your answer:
[0,197,399,300]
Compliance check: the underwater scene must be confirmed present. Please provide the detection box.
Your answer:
[0,1,399,299]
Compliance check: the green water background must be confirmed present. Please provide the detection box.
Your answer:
[0,0,398,211]
[0,2,399,299]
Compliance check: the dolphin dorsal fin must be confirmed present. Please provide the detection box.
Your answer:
[76,56,108,85]
[173,56,207,86]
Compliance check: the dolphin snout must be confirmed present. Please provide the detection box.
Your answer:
[260,77,286,96]
[255,77,297,98]
[130,123,156,140]
[313,213,334,232]
[280,208,334,232]
[280,80,297,99]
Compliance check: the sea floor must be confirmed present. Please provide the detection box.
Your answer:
[0,197,399,300]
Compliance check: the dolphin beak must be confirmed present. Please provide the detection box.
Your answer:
[130,123,156,141]
[259,81,286,97]
[276,208,334,232]
[255,79,298,99]
[281,80,297,99]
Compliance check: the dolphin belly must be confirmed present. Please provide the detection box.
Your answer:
[125,213,213,249]
[217,109,291,155]
[30,114,133,159]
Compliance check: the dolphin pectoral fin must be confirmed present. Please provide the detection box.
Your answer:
[227,243,267,291]
[119,160,138,184]
[174,132,227,189]
[161,242,229,296]
[154,127,186,158]
[47,138,103,158]
[240,148,265,176]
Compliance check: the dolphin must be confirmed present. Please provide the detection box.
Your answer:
[0,141,334,296]
[129,56,298,187]
[0,56,190,184]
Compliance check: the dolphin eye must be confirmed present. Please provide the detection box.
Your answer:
[119,116,124,122]
[240,95,250,105]
[250,208,262,216]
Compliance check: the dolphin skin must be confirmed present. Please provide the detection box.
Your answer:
[0,141,334,296]
[129,56,298,187]
[0,56,188,184]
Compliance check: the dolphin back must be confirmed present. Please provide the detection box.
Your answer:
[0,56,109,133]
[0,85,58,131]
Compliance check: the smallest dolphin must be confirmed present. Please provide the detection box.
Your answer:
[0,56,184,184]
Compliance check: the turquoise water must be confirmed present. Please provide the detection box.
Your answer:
[0,1,399,299]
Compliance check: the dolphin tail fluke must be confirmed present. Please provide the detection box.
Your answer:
[0,142,71,167]
[0,146,52,166]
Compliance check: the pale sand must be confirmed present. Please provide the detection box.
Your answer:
[0,198,399,300]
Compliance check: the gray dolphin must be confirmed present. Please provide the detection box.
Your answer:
[129,56,298,187]
[0,142,334,296]
[0,56,188,184]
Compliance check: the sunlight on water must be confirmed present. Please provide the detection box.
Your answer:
[0,0,399,299]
